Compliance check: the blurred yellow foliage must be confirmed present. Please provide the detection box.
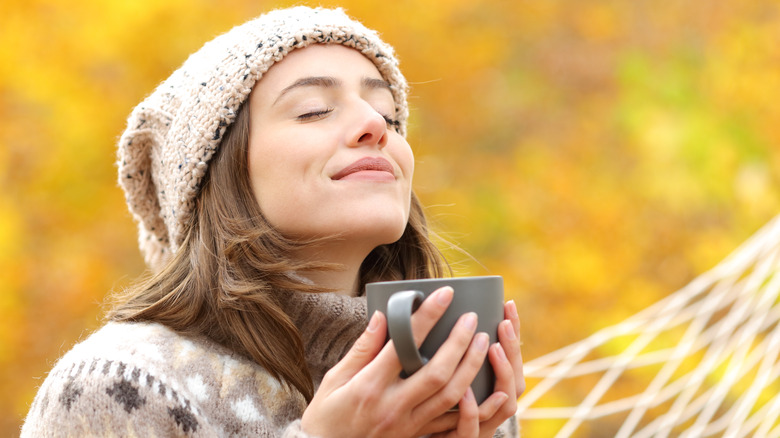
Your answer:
[2,0,780,434]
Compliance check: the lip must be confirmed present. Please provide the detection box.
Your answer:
[331,157,395,181]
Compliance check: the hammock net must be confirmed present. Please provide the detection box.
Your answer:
[516,214,780,437]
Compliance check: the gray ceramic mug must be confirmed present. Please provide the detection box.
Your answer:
[366,276,504,404]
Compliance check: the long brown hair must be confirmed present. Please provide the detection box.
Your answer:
[108,100,448,402]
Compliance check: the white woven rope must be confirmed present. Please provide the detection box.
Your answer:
[518,214,780,437]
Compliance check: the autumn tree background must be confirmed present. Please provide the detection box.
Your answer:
[2,0,779,435]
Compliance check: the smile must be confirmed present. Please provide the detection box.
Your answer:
[332,157,395,182]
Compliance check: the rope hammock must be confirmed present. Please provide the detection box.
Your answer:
[516,214,780,437]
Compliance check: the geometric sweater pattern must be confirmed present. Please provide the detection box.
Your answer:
[22,321,309,437]
[21,291,519,437]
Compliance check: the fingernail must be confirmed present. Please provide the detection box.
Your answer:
[494,343,508,362]
[367,311,381,332]
[435,287,454,306]
[463,387,475,402]
[503,320,516,341]
[461,312,477,330]
[507,300,518,319]
[474,332,489,352]
[494,392,509,407]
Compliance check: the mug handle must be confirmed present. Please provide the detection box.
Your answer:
[387,290,428,376]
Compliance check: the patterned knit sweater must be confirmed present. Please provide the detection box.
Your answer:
[21,291,519,437]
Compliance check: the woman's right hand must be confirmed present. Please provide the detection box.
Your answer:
[300,287,501,438]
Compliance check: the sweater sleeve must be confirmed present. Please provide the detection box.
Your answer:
[21,357,319,438]
[21,359,219,437]
[494,414,520,437]
[21,322,315,437]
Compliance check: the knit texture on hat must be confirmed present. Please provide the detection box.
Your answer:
[117,6,409,270]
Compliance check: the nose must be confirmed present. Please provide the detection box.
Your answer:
[346,102,388,149]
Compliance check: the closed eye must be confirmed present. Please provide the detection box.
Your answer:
[382,114,400,130]
[297,108,333,121]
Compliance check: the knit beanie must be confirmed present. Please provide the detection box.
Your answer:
[117,6,409,270]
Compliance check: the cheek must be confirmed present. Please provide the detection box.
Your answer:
[395,140,415,184]
[396,143,414,220]
[404,151,415,182]
[250,168,302,233]
[247,137,323,233]
[390,138,413,185]
[247,140,289,216]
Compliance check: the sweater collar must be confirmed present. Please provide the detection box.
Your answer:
[278,290,368,384]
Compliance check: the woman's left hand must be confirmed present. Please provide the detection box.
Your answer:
[421,300,525,437]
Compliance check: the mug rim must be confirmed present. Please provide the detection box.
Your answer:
[366,275,502,288]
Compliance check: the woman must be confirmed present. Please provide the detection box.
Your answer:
[22,6,524,437]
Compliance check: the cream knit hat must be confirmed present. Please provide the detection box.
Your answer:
[117,6,409,270]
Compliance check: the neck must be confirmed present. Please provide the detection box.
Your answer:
[292,241,374,296]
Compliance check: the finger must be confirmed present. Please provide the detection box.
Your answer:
[478,343,518,431]
[410,329,487,420]
[369,286,455,379]
[322,311,387,388]
[452,387,479,437]
[476,391,509,423]
[414,411,459,436]
[498,318,526,396]
[429,387,481,438]
[504,300,521,339]
[489,342,516,401]
[410,286,454,347]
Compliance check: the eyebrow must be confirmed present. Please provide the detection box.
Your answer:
[362,77,392,92]
[273,76,392,106]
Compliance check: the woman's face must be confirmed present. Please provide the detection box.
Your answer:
[247,44,413,249]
